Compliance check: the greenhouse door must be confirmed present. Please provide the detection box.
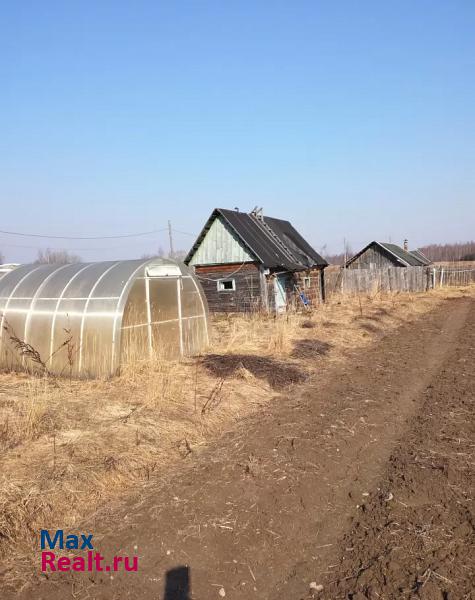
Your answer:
[147,276,182,358]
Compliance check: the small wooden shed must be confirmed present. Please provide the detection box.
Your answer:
[184,208,328,313]
[345,241,431,270]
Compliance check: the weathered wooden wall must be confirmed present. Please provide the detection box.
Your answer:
[325,265,475,298]
[325,266,430,297]
[293,269,324,306]
[189,215,255,266]
[194,265,326,313]
[194,263,263,312]
[347,245,399,269]
[264,269,324,313]
[196,263,475,311]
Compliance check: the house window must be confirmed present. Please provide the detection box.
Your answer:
[217,279,236,291]
[303,277,311,289]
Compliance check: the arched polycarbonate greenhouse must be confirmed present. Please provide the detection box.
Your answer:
[0,259,209,378]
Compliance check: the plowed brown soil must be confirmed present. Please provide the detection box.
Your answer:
[8,296,475,600]
[319,299,475,600]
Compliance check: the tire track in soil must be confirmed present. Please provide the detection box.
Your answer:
[14,297,472,600]
[314,298,475,600]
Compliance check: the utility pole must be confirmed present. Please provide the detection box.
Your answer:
[343,237,347,292]
[168,220,174,258]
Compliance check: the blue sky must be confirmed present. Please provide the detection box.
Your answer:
[1,1,474,262]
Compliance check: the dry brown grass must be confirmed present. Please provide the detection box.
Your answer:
[434,260,475,268]
[0,285,473,589]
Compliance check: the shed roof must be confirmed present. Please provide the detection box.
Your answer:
[409,249,432,266]
[185,208,327,270]
[379,243,426,266]
[346,241,428,267]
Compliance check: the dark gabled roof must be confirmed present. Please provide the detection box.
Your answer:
[185,208,327,270]
[346,241,428,267]
[218,209,301,269]
[409,249,432,266]
[379,243,427,266]
[263,216,327,268]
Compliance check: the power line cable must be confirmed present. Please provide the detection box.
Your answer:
[0,240,158,251]
[172,228,197,237]
[0,227,167,240]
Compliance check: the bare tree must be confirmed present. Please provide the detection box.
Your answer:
[36,248,81,265]
[323,251,346,265]
[324,241,353,266]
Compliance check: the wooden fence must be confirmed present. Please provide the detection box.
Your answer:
[324,265,475,298]
[431,266,475,287]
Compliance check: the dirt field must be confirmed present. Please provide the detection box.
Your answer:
[1,290,474,599]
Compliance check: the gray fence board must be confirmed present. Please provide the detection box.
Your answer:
[325,265,475,298]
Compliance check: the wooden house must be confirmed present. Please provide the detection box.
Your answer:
[345,241,431,269]
[184,208,328,313]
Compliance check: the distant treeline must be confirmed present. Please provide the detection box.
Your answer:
[417,241,475,262]
[323,251,347,266]
[324,241,475,265]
